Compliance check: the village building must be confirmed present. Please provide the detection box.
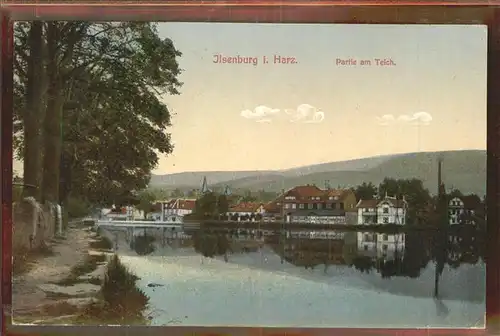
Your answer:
[102,206,141,221]
[162,199,196,221]
[355,195,408,259]
[227,202,266,221]
[147,203,163,221]
[262,185,357,225]
[447,195,482,225]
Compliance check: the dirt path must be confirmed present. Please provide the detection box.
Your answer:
[12,224,110,324]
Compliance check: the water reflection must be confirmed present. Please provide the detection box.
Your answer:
[114,224,485,302]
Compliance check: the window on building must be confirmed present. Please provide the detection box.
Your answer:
[317,203,323,209]
[292,203,297,209]
[364,245,368,251]
[308,203,313,209]
[364,233,370,241]
[383,207,389,214]
[382,244,388,251]
[285,203,290,209]
[339,203,344,210]
[383,217,389,224]
[299,204,305,209]
[383,234,388,241]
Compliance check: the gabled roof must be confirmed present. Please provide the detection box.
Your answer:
[448,195,482,210]
[285,185,324,198]
[166,198,196,210]
[264,201,281,214]
[356,197,407,209]
[281,185,353,202]
[229,202,263,212]
[356,199,379,209]
[378,198,407,208]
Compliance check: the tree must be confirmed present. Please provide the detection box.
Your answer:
[378,178,432,225]
[148,187,170,201]
[14,22,183,212]
[194,192,218,217]
[255,189,278,202]
[217,194,230,216]
[240,190,257,202]
[353,182,378,201]
[170,188,185,198]
[448,189,463,198]
[14,22,45,199]
[135,191,156,219]
[186,189,198,198]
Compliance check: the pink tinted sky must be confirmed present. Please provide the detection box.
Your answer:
[10,24,487,176]
[152,23,486,174]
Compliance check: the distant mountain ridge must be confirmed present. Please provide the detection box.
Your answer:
[150,150,486,196]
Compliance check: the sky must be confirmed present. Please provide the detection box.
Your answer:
[151,23,487,175]
[12,23,488,176]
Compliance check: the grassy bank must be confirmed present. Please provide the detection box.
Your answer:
[76,254,150,325]
[52,253,107,286]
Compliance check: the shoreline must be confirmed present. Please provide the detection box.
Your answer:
[12,222,148,325]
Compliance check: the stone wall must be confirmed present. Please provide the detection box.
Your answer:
[13,199,55,253]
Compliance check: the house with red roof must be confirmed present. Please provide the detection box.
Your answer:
[151,198,197,222]
[262,184,357,224]
[227,202,266,221]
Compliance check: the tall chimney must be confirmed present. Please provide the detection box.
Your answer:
[438,155,444,197]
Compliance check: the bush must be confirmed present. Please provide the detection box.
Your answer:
[97,255,149,323]
[67,196,92,219]
[89,236,113,251]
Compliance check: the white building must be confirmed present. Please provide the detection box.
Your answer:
[289,210,347,225]
[102,206,142,221]
[356,196,408,226]
[162,199,196,219]
[355,195,408,259]
[448,196,478,225]
[227,202,266,221]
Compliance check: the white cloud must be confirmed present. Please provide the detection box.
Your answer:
[241,104,325,124]
[240,105,280,122]
[376,112,433,126]
[287,104,325,124]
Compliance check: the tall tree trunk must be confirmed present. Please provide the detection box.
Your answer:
[41,23,63,203]
[22,22,44,199]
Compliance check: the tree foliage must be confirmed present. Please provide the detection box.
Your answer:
[14,22,183,209]
[378,178,432,224]
[352,182,378,201]
[194,192,229,218]
[135,191,157,219]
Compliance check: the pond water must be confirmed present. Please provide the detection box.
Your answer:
[105,228,486,328]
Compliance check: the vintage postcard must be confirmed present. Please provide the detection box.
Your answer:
[11,22,486,328]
